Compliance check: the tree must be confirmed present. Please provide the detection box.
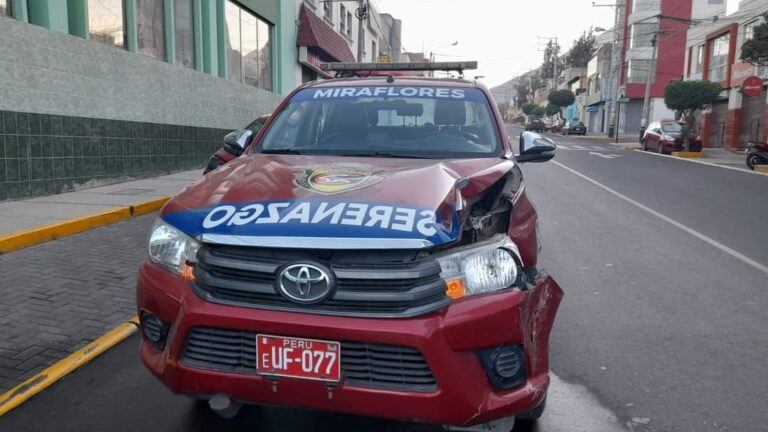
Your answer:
[565,30,597,68]
[741,13,768,66]
[664,80,721,150]
[540,40,564,80]
[531,106,546,117]
[497,102,510,117]
[547,89,576,118]
[522,102,537,116]
[545,104,560,116]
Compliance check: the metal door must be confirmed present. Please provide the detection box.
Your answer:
[708,101,728,148]
[739,93,766,148]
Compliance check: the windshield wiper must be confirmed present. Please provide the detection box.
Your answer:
[260,148,305,155]
[338,152,431,159]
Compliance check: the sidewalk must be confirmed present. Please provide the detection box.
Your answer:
[0,170,200,236]
[0,170,200,404]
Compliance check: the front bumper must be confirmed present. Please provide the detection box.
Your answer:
[137,259,562,427]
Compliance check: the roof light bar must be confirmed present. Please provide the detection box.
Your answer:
[320,61,478,73]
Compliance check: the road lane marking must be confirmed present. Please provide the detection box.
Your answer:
[633,149,768,177]
[589,152,622,159]
[572,145,589,149]
[553,161,768,275]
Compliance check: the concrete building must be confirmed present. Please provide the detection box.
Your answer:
[617,0,693,135]
[584,32,614,134]
[295,0,402,83]
[684,0,768,149]
[0,0,291,202]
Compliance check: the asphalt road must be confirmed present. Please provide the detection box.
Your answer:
[1,127,767,432]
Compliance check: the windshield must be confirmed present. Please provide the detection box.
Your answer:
[661,122,683,133]
[256,86,501,158]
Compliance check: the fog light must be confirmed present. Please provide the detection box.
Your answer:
[477,345,526,390]
[140,312,169,350]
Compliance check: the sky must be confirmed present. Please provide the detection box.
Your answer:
[377,0,616,88]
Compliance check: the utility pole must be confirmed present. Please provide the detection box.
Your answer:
[537,36,559,90]
[356,0,366,62]
[640,25,659,141]
[604,1,626,139]
[552,37,558,90]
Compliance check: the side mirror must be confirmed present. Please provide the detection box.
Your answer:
[222,129,254,157]
[517,131,556,163]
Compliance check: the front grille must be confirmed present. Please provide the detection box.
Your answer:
[192,244,451,318]
[181,327,438,392]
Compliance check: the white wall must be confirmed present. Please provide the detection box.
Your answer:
[651,98,676,122]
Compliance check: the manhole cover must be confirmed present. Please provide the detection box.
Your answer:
[109,188,154,196]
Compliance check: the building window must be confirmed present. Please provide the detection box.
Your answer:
[340,4,346,34]
[627,59,651,83]
[709,32,729,82]
[630,23,656,48]
[694,44,704,74]
[346,11,353,35]
[225,2,242,83]
[371,40,377,62]
[632,0,660,13]
[323,0,332,22]
[225,1,272,91]
[744,19,762,41]
[0,0,12,17]
[136,0,165,59]
[174,0,195,68]
[88,0,125,49]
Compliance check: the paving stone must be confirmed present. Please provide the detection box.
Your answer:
[0,214,155,393]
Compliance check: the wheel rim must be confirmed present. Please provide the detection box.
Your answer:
[747,155,760,168]
[658,143,664,154]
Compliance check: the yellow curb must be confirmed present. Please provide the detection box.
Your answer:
[0,316,139,417]
[131,196,170,217]
[756,165,768,174]
[0,207,131,254]
[672,151,704,158]
[0,196,170,254]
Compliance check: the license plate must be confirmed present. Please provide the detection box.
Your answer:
[256,334,341,382]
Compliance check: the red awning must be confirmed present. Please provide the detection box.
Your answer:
[297,4,356,63]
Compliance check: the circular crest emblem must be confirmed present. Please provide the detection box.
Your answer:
[294,163,383,195]
[277,263,335,304]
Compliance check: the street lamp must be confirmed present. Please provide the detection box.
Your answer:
[429,41,459,63]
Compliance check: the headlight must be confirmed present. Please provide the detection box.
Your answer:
[148,219,200,277]
[437,236,520,299]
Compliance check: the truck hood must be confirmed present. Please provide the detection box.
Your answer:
[162,154,515,249]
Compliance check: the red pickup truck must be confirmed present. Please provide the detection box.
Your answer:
[137,63,562,431]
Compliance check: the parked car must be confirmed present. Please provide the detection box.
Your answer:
[525,116,545,132]
[563,121,587,136]
[138,64,563,430]
[549,120,564,134]
[204,115,270,174]
[641,120,702,154]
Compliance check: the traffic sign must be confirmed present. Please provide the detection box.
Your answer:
[617,97,630,103]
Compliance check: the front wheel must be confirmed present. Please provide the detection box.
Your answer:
[746,153,760,170]
[658,142,665,154]
[641,139,648,151]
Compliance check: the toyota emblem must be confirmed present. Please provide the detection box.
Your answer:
[277,263,335,304]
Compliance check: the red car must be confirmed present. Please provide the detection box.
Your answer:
[204,115,270,174]
[138,64,562,430]
[641,120,702,154]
